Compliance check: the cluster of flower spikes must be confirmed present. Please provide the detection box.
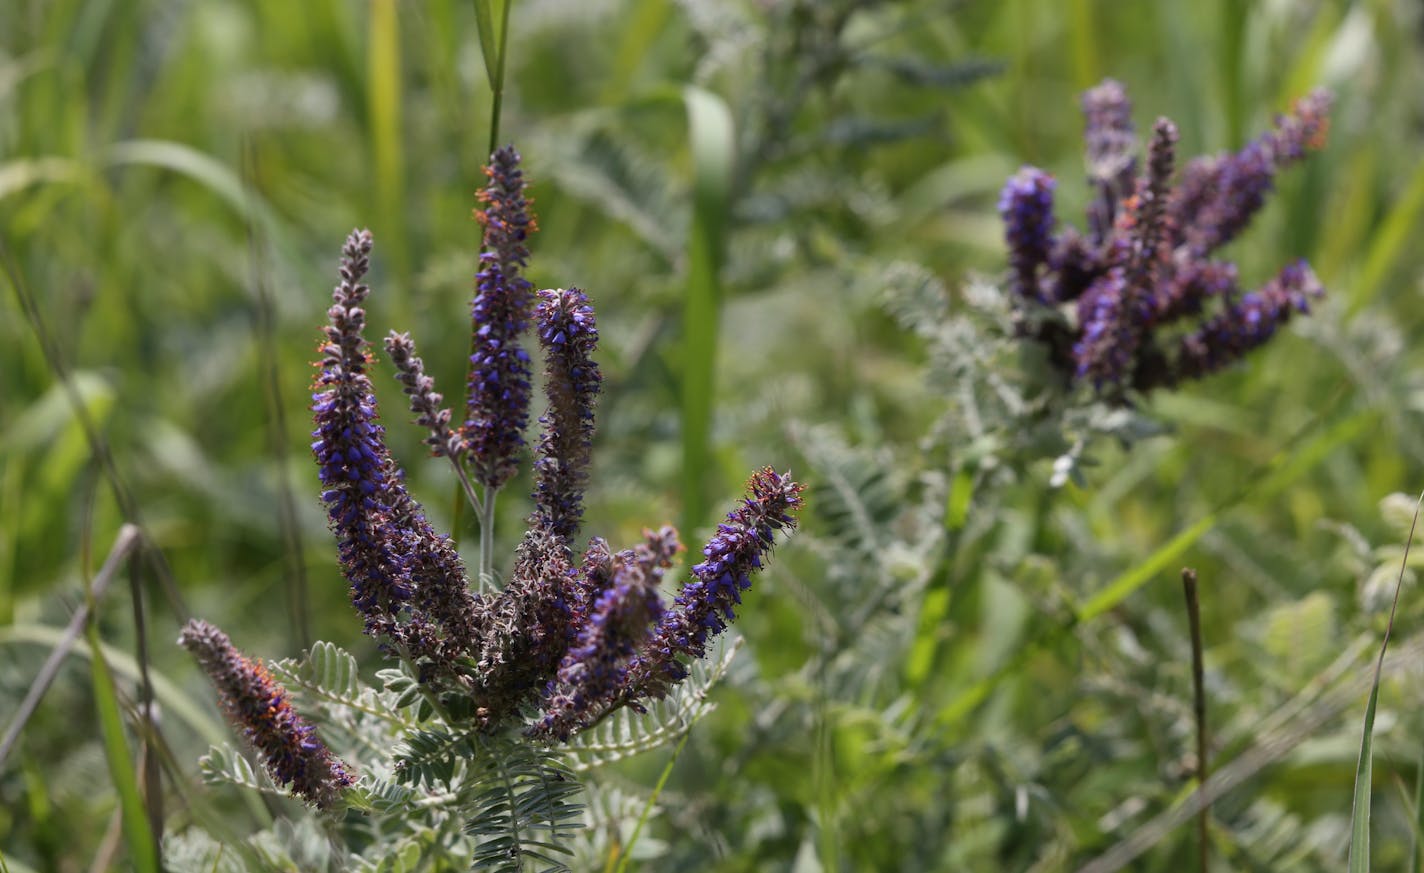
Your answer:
[179,620,355,810]
[308,146,804,738]
[997,79,1332,396]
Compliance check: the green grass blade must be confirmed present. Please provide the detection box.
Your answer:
[101,140,266,224]
[680,85,734,531]
[1348,490,1423,872]
[368,0,409,286]
[471,0,500,89]
[87,618,158,873]
[1351,155,1424,314]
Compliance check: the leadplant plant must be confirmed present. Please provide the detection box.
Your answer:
[173,148,803,871]
[892,79,1336,486]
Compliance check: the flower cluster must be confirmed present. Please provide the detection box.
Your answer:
[316,149,802,738]
[179,620,354,810]
[185,148,802,812]
[997,79,1331,395]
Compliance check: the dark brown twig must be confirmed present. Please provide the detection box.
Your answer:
[1182,567,1208,873]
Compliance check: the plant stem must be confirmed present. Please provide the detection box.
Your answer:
[1182,567,1208,873]
[487,0,513,157]
[480,485,498,588]
[614,730,691,873]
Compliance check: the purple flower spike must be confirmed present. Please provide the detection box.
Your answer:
[463,146,539,489]
[1073,269,1141,388]
[386,331,462,460]
[530,531,679,741]
[1174,260,1323,381]
[180,620,354,810]
[531,288,602,547]
[998,168,1057,304]
[1173,90,1332,255]
[630,469,804,700]
[311,230,413,637]
[1082,78,1138,241]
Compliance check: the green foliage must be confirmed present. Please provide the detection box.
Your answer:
[8,0,1424,871]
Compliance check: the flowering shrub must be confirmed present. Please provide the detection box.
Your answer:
[178,147,802,870]
[999,79,1332,396]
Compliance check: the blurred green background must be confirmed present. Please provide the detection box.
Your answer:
[6,0,1424,869]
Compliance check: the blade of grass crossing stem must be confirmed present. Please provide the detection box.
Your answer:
[471,0,513,153]
[87,617,158,873]
[471,0,501,89]
[680,86,734,532]
[1348,489,1424,871]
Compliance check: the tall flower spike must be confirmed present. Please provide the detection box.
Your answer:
[1082,78,1138,242]
[531,288,602,546]
[1173,89,1332,256]
[180,620,354,810]
[463,146,539,488]
[630,469,804,700]
[1172,260,1323,383]
[998,168,1057,304]
[530,529,681,741]
[311,230,413,637]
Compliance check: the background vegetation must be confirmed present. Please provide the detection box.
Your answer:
[5,0,1424,869]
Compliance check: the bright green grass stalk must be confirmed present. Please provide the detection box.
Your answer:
[369,0,409,289]
[1347,490,1423,872]
[87,614,158,873]
[680,86,734,533]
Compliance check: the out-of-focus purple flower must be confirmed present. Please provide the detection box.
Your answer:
[1150,260,1239,324]
[1044,228,1098,304]
[530,288,601,547]
[1073,269,1140,388]
[530,529,680,741]
[180,620,354,810]
[998,168,1057,304]
[463,146,538,489]
[996,80,1331,396]
[311,230,412,638]
[630,469,803,700]
[1122,119,1178,292]
[1082,78,1138,241]
[1174,261,1322,381]
[1173,89,1333,255]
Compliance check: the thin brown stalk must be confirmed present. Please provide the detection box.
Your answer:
[1182,567,1208,873]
